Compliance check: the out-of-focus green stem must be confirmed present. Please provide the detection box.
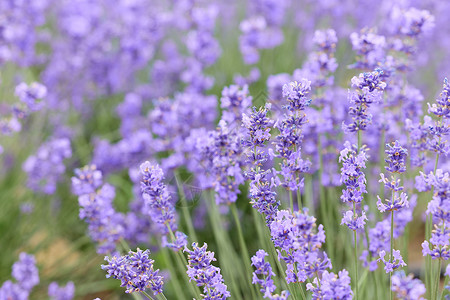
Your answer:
[174,172,198,242]
[230,203,258,299]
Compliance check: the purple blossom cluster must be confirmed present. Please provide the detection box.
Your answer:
[48,281,75,300]
[102,248,164,295]
[273,80,312,193]
[339,142,368,231]
[421,169,450,260]
[343,68,386,133]
[0,253,39,299]
[251,249,289,299]
[242,104,280,222]
[391,271,426,300]
[23,137,72,194]
[306,269,353,300]
[184,242,230,299]
[71,165,125,254]
[0,82,47,154]
[270,209,331,283]
[140,161,187,251]
[4,0,450,299]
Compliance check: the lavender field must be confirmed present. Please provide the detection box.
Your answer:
[1,0,449,299]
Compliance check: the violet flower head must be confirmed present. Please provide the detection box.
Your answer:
[23,137,72,194]
[392,7,435,38]
[71,165,103,196]
[378,250,407,273]
[14,82,47,111]
[206,120,245,206]
[162,231,188,252]
[270,209,331,284]
[0,280,28,300]
[220,84,252,124]
[391,271,426,300]
[426,78,450,155]
[102,248,164,295]
[282,80,312,112]
[184,242,230,299]
[428,78,450,118]
[12,253,39,292]
[306,269,353,300]
[48,282,75,300]
[384,141,408,174]
[341,210,367,231]
[140,161,177,234]
[242,103,273,149]
[349,29,386,69]
[251,249,289,299]
[339,141,368,204]
[251,249,276,297]
[313,29,337,53]
[343,68,386,133]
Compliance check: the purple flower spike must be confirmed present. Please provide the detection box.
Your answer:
[384,141,408,174]
[378,250,406,273]
[391,271,426,300]
[102,248,164,295]
[140,161,177,235]
[14,82,47,111]
[306,269,353,300]
[48,281,75,300]
[12,253,39,292]
[184,242,230,299]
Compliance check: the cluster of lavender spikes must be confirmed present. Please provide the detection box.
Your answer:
[102,248,164,295]
[0,253,74,300]
[184,242,230,299]
[4,0,450,299]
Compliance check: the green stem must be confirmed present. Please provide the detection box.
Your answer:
[174,172,198,242]
[439,269,448,300]
[165,224,203,298]
[435,259,442,300]
[289,191,294,211]
[354,229,359,300]
[390,210,394,300]
[230,203,258,299]
[140,291,155,300]
[161,248,185,300]
[297,282,307,300]
[296,188,302,209]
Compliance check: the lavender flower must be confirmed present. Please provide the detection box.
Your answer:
[12,253,40,292]
[220,84,253,124]
[377,141,409,213]
[251,249,289,299]
[140,161,177,234]
[350,29,386,70]
[270,209,331,283]
[242,104,280,222]
[48,282,75,300]
[273,80,312,193]
[14,82,47,111]
[378,250,406,273]
[384,141,408,174]
[0,252,39,299]
[184,242,230,299]
[72,165,125,253]
[391,271,426,300]
[102,248,164,295]
[306,269,353,300]
[343,68,386,133]
[426,78,450,156]
[339,141,369,230]
[140,161,187,250]
[23,137,72,194]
